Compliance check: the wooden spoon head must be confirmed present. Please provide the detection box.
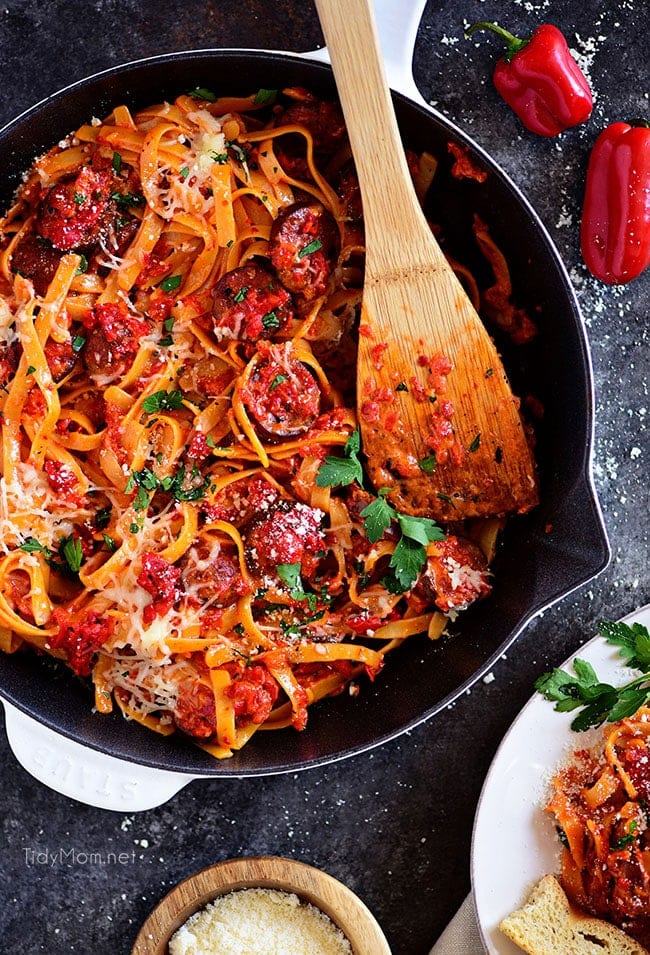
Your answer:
[357,262,539,522]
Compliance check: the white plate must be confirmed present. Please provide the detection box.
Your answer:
[471,602,650,955]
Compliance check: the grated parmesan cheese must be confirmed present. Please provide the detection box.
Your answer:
[168,888,352,955]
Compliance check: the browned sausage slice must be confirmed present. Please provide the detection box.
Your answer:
[212,262,294,341]
[44,339,77,382]
[240,343,321,440]
[10,234,63,296]
[82,303,150,382]
[37,166,114,251]
[269,201,339,300]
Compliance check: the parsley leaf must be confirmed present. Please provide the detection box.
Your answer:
[269,373,288,392]
[360,489,444,590]
[397,512,444,547]
[161,274,182,292]
[254,88,278,105]
[389,536,427,592]
[110,191,144,208]
[298,238,323,258]
[189,87,216,101]
[418,454,437,474]
[20,536,49,554]
[60,535,83,574]
[262,311,280,329]
[599,620,650,672]
[360,489,395,543]
[142,390,184,413]
[276,562,318,611]
[316,429,363,488]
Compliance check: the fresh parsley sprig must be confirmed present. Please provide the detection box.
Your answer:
[315,431,445,592]
[316,430,364,488]
[360,490,444,591]
[535,620,650,731]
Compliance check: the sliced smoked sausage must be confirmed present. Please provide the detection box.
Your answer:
[269,201,339,301]
[212,262,294,341]
[240,343,321,440]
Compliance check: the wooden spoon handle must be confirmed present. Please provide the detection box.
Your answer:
[314,0,446,273]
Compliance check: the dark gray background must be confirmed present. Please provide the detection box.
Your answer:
[0,1,648,953]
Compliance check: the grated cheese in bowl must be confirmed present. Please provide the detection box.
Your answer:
[168,886,353,955]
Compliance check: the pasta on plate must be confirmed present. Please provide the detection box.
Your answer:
[547,705,650,948]
[0,86,528,757]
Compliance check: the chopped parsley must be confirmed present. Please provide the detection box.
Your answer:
[179,166,190,180]
[189,87,216,101]
[161,274,182,293]
[71,335,86,353]
[316,430,444,591]
[262,311,280,329]
[25,365,35,375]
[233,286,249,303]
[73,191,86,205]
[129,463,209,504]
[269,373,288,392]
[110,191,145,208]
[253,88,278,105]
[469,433,481,453]
[133,486,150,512]
[94,506,111,529]
[75,254,89,275]
[20,536,49,554]
[112,152,122,175]
[142,389,184,413]
[60,535,83,574]
[418,454,437,474]
[395,381,408,392]
[276,562,319,612]
[210,151,229,164]
[226,141,249,165]
[298,238,323,258]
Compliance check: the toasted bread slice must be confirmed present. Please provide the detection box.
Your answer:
[499,875,649,955]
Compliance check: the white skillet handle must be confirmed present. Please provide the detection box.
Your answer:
[2,700,195,812]
[304,0,428,105]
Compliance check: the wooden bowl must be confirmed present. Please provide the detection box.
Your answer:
[131,855,392,955]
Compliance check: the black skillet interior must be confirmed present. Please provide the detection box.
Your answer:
[0,50,609,775]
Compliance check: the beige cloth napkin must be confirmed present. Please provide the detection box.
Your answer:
[429,894,486,954]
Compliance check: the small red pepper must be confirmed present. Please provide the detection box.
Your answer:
[466,22,593,137]
[581,121,650,285]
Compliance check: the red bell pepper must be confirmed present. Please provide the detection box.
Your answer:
[581,121,650,285]
[466,22,593,137]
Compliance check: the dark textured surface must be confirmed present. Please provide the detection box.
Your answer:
[0,2,648,954]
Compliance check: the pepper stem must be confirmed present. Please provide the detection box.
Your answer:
[465,21,528,60]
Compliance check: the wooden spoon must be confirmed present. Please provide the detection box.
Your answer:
[315,0,539,521]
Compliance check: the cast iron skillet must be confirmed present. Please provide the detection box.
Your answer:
[0,50,609,775]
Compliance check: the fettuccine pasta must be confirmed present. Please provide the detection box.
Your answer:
[0,86,517,757]
[547,706,650,947]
